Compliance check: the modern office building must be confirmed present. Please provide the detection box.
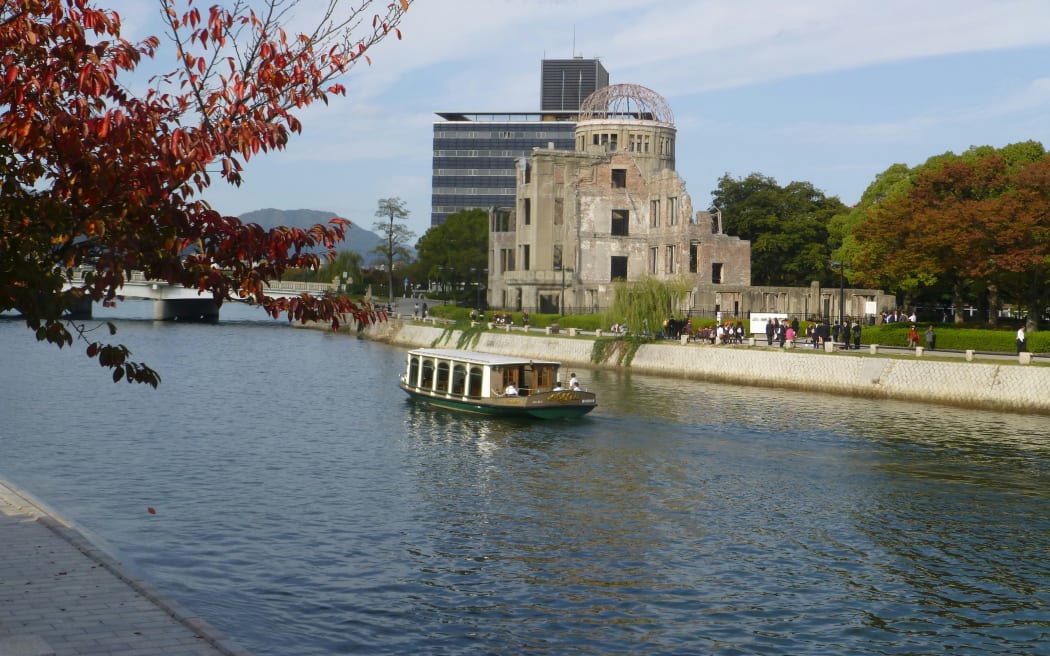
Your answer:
[430,57,609,227]
[540,58,610,111]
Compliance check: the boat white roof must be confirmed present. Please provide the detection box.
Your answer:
[407,348,561,367]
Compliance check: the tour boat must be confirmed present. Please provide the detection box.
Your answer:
[398,348,597,419]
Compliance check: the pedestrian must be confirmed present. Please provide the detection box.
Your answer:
[1017,325,1027,353]
[925,325,936,350]
[852,321,862,350]
[413,301,419,318]
[907,325,919,348]
[765,319,773,346]
[422,302,428,318]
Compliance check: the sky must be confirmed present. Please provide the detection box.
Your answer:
[111,0,1050,240]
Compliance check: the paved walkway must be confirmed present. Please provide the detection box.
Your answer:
[0,481,249,656]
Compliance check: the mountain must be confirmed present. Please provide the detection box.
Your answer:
[238,208,385,258]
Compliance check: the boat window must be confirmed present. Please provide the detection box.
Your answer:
[421,359,434,389]
[535,365,552,389]
[451,364,467,396]
[469,366,483,397]
[436,362,450,393]
[408,357,420,386]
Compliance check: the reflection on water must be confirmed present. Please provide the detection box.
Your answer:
[0,309,1047,655]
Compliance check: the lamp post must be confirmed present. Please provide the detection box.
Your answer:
[832,261,845,326]
[555,265,574,316]
[471,267,487,310]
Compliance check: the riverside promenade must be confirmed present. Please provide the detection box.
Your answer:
[357,319,1050,416]
[0,481,249,656]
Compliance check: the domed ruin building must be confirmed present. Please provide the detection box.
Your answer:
[488,83,752,315]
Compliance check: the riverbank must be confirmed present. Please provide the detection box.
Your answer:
[0,480,249,656]
[345,318,1050,416]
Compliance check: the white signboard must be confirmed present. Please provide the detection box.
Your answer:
[748,312,789,335]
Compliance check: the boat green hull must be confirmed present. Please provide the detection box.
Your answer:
[400,384,596,419]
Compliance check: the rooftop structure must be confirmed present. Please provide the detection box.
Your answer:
[430,58,609,227]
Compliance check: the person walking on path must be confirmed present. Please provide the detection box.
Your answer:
[925,325,936,351]
[1017,326,1027,353]
[907,325,920,348]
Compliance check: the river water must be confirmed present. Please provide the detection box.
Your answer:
[1,303,1047,655]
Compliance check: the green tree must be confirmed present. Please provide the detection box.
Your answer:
[372,197,415,304]
[711,173,847,286]
[414,209,488,302]
[318,251,364,292]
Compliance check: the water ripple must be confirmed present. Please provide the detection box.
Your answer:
[1,311,1047,655]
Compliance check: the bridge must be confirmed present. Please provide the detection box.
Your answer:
[65,270,336,321]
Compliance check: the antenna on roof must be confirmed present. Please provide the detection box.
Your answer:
[572,26,576,57]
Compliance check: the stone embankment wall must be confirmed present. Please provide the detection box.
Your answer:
[356,320,1050,416]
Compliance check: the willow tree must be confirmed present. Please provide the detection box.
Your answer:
[0,0,412,386]
[605,277,692,336]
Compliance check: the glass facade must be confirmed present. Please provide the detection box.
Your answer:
[430,118,576,226]
[430,58,609,227]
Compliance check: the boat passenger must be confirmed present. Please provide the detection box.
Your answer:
[504,383,518,396]
[569,380,580,391]
[552,381,564,391]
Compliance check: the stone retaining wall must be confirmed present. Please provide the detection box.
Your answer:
[358,320,1050,415]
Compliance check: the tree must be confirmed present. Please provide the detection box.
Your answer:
[0,0,412,386]
[319,251,364,292]
[711,173,847,286]
[606,277,691,337]
[827,163,916,305]
[372,197,414,305]
[851,142,1050,329]
[414,209,488,301]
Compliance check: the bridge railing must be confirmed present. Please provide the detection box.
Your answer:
[68,268,335,294]
[263,280,335,293]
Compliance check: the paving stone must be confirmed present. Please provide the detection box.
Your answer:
[0,482,251,656]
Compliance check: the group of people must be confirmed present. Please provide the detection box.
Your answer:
[503,371,581,397]
[881,309,917,324]
[761,317,864,350]
[489,311,520,326]
[654,315,869,349]
[553,372,582,391]
[412,302,428,319]
[905,324,939,350]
